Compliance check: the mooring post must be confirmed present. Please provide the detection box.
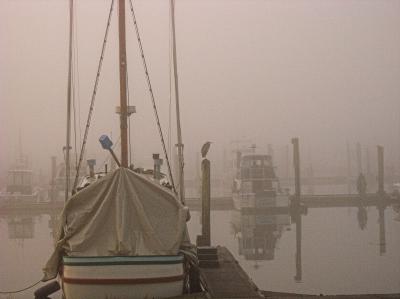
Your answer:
[50,156,57,202]
[292,138,301,205]
[201,158,211,246]
[356,142,362,174]
[346,141,352,194]
[377,145,385,195]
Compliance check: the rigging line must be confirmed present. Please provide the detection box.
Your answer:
[72,0,115,192]
[126,62,132,166]
[168,1,173,161]
[128,0,177,194]
[72,64,78,170]
[73,0,82,151]
[0,279,42,294]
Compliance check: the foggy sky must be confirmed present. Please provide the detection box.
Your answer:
[1,0,399,179]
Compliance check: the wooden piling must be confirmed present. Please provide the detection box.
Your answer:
[346,141,352,194]
[377,145,384,195]
[292,138,301,204]
[197,158,211,246]
[356,142,362,174]
[50,156,57,202]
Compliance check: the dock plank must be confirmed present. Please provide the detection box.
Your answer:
[198,246,262,298]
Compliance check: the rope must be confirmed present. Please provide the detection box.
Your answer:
[72,0,115,192]
[0,279,42,294]
[168,2,173,160]
[128,0,177,193]
[73,1,82,168]
[126,64,133,166]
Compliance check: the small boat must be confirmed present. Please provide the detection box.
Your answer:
[43,167,190,299]
[0,155,39,204]
[232,147,288,210]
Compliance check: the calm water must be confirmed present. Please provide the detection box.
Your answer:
[1,201,399,298]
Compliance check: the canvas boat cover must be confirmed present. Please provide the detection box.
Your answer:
[43,168,189,281]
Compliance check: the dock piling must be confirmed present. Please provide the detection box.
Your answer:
[292,138,301,205]
[377,145,385,195]
[197,157,211,246]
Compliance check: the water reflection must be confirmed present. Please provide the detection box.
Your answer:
[357,205,367,230]
[230,194,395,286]
[7,216,34,240]
[231,209,290,262]
[0,195,399,297]
[378,205,386,256]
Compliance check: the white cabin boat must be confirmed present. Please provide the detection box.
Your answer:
[232,152,288,210]
[0,157,39,203]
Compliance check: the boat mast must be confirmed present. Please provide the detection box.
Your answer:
[65,0,73,202]
[118,0,129,168]
[170,0,185,203]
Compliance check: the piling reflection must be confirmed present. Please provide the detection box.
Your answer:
[357,205,368,230]
[377,205,386,256]
[291,206,303,283]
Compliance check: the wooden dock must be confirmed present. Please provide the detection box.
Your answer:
[0,200,64,216]
[186,196,233,210]
[179,246,400,299]
[198,246,263,298]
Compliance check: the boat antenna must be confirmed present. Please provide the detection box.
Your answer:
[72,0,115,192]
[170,0,185,203]
[65,0,74,202]
[128,0,177,193]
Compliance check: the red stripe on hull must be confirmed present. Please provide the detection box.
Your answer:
[62,274,184,285]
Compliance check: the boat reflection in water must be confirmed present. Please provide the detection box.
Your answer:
[7,216,34,240]
[231,193,391,284]
[231,147,292,267]
[231,204,290,263]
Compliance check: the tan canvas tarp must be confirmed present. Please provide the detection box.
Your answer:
[43,168,189,281]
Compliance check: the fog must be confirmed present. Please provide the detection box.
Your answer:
[1,0,399,180]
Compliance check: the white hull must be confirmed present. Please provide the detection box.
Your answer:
[62,256,185,299]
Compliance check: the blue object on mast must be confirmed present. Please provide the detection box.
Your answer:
[99,135,113,150]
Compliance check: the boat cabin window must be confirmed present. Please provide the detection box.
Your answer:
[7,171,32,186]
[6,171,33,194]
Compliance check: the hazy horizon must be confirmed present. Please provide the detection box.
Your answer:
[1,0,399,180]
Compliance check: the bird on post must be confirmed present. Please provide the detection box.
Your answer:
[201,141,212,158]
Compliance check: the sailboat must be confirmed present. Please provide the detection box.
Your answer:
[42,1,193,298]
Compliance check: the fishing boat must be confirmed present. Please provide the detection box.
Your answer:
[0,155,39,204]
[42,1,194,298]
[232,146,289,210]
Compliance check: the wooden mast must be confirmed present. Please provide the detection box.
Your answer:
[65,0,73,202]
[118,0,128,168]
[171,0,185,203]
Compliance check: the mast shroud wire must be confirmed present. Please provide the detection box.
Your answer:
[72,0,115,192]
[128,0,177,194]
